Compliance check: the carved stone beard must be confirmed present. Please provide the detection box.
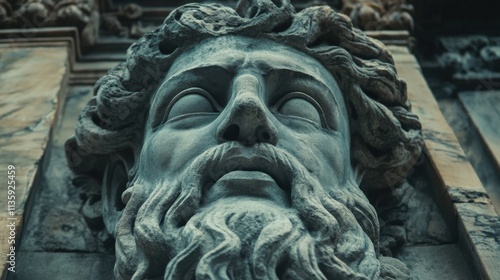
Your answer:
[175,200,318,279]
[114,143,383,280]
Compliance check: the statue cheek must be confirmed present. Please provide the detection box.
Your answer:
[141,124,219,178]
[276,133,321,175]
[300,134,349,182]
[138,136,173,178]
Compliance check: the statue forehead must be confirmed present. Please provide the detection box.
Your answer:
[165,36,339,87]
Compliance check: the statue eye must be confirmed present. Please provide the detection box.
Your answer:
[162,88,220,123]
[276,93,322,125]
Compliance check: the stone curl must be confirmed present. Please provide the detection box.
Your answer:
[67,0,423,190]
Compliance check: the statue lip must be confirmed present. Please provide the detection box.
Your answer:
[202,170,290,207]
[205,153,291,194]
[198,144,295,206]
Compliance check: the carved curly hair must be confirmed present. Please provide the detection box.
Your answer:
[66,0,422,190]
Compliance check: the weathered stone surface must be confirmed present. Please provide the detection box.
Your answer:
[14,252,115,280]
[398,244,474,280]
[0,45,68,278]
[456,203,500,280]
[373,169,452,257]
[397,178,452,245]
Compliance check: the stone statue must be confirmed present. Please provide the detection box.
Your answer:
[65,0,423,279]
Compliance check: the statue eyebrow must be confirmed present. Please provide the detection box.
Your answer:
[160,65,234,89]
[265,68,332,92]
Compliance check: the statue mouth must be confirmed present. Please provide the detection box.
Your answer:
[202,170,291,207]
[198,143,295,207]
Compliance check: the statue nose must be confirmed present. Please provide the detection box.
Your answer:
[217,74,278,146]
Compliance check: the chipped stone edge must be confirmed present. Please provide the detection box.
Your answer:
[456,203,500,280]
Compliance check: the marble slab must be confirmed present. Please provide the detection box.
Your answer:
[459,91,500,174]
[0,45,69,278]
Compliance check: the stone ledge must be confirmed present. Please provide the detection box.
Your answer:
[0,27,81,70]
[394,49,490,219]
[393,47,500,279]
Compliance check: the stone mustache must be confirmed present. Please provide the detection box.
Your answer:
[65,0,423,279]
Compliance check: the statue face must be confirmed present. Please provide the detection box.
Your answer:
[139,36,351,207]
[115,36,381,279]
